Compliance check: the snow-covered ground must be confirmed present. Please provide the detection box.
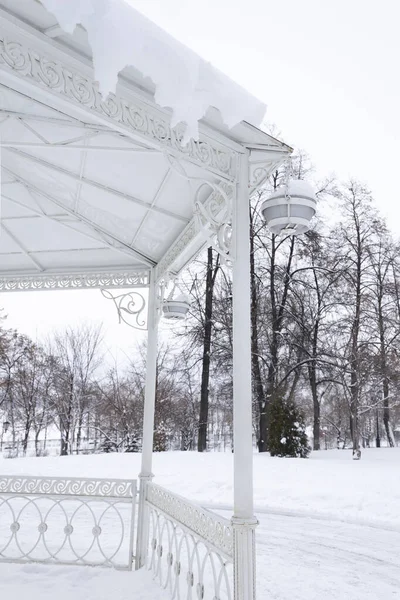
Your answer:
[2,447,399,528]
[0,563,168,600]
[1,448,400,599]
[257,513,400,600]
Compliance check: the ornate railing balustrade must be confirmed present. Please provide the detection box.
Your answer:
[0,475,136,569]
[145,482,233,600]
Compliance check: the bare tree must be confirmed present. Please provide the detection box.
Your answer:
[333,182,378,459]
[51,324,103,455]
[197,248,220,452]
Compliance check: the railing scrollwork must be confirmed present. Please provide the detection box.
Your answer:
[145,482,233,600]
[0,475,137,570]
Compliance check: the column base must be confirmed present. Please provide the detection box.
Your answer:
[135,472,154,570]
[231,516,258,600]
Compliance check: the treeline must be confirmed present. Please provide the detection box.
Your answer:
[0,323,206,456]
[1,154,400,457]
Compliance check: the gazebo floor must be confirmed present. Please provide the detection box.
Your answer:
[0,562,168,600]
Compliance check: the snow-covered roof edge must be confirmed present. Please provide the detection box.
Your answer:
[39,0,266,143]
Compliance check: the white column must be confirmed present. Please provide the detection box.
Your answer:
[136,270,158,569]
[231,151,258,600]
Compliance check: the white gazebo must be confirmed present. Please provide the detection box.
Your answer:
[0,1,292,598]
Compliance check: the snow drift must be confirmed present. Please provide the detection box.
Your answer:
[40,0,266,143]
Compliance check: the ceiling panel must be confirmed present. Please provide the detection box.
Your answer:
[83,147,169,204]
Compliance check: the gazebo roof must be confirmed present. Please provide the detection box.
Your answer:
[0,0,291,292]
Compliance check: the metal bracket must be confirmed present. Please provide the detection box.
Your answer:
[101,288,147,330]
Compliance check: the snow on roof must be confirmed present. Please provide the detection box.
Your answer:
[40,0,266,143]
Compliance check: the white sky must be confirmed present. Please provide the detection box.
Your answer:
[1,0,399,357]
[127,0,399,225]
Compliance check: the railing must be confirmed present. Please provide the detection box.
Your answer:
[145,482,233,600]
[0,475,136,569]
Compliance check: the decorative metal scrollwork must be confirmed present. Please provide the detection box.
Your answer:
[194,181,234,264]
[250,166,271,187]
[0,476,135,498]
[0,476,136,569]
[146,484,233,557]
[146,483,233,600]
[0,36,237,179]
[101,288,147,330]
[0,271,150,293]
[155,221,197,281]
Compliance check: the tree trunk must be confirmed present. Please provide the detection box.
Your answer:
[76,407,84,454]
[259,236,295,452]
[35,430,41,457]
[376,410,381,448]
[309,318,321,451]
[60,377,74,456]
[198,248,219,452]
[250,207,267,452]
[310,263,323,452]
[350,219,362,460]
[60,435,68,456]
[377,280,395,448]
[310,372,321,451]
[382,377,395,447]
[22,418,31,456]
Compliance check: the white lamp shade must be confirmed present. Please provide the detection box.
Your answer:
[261,179,317,235]
[162,299,190,320]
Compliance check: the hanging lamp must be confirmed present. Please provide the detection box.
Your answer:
[261,161,317,235]
[162,280,191,320]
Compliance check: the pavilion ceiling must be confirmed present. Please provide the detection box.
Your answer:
[0,0,290,292]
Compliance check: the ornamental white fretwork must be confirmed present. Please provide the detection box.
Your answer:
[248,154,289,190]
[101,288,147,330]
[146,483,233,600]
[0,35,236,179]
[0,475,137,569]
[194,181,234,264]
[155,220,197,281]
[146,483,233,558]
[0,475,135,498]
[0,271,150,292]
[156,180,234,281]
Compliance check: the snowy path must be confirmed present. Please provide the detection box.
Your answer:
[255,512,400,599]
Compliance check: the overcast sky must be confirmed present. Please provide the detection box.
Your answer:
[128,0,399,224]
[2,0,399,358]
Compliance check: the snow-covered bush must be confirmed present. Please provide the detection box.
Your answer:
[268,396,310,458]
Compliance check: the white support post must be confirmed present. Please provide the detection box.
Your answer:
[231,151,258,600]
[136,271,158,569]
